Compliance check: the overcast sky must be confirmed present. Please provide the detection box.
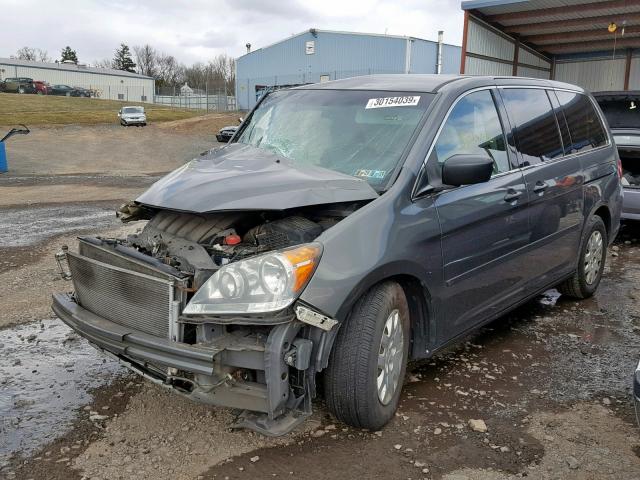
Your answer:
[2,0,464,65]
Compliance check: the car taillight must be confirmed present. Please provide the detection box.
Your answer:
[617,156,623,181]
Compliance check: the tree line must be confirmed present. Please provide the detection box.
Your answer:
[11,43,236,95]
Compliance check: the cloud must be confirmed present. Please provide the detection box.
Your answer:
[1,0,463,65]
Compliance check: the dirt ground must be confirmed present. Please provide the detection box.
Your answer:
[4,114,237,177]
[1,123,639,479]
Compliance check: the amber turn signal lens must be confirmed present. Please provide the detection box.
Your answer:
[283,244,322,292]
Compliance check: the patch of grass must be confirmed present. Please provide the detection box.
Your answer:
[0,93,206,126]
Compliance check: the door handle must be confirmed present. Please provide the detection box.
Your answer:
[503,189,522,203]
[533,181,549,194]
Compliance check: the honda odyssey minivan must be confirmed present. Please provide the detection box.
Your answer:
[52,75,622,435]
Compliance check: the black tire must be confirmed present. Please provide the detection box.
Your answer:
[324,281,410,430]
[558,215,607,299]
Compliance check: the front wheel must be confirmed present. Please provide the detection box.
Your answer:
[324,281,410,430]
[558,215,607,299]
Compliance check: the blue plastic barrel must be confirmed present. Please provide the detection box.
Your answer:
[0,142,6,173]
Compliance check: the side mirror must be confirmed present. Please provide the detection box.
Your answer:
[238,117,244,124]
[442,154,493,187]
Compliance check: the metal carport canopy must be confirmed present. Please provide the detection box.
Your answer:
[460,0,640,86]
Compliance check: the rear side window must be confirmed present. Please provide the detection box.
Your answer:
[433,89,510,175]
[554,91,607,154]
[500,88,564,166]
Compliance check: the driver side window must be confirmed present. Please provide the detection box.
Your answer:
[434,89,510,176]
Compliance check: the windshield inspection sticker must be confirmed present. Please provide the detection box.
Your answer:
[355,169,386,179]
[365,96,420,109]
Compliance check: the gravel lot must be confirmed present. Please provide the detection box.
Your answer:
[1,122,639,479]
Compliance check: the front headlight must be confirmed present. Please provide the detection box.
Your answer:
[183,243,322,314]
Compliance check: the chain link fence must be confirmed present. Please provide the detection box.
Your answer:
[154,86,235,111]
[6,83,237,112]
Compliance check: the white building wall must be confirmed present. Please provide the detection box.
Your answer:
[464,15,552,79]
[0,62,155,102]
[517,65,550,79]
[467,18,514,61]
[554,58,626,92]
[465,56,511,76]
[518,47,551,70]
[626,56,640,90]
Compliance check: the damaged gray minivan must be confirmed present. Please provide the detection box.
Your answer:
[53,75,623,435]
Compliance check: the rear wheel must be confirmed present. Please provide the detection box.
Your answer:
[558,215,607,299]
[324,281,410,430]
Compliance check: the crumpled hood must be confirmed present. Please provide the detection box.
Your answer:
[136,143,379,212]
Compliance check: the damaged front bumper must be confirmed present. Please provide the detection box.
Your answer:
[52,292,325,436]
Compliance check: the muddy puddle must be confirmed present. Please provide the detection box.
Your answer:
[0,318,123,467]
[0,205,118,247]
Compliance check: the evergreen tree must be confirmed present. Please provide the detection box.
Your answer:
[60,46,78,64]
[113,43,136,73]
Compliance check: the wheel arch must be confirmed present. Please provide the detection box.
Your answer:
[592,204,612,239]
[315,264,434,371]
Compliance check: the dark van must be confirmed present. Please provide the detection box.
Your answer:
[52,75,622,435]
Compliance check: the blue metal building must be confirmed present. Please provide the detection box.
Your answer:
[236,29,461,110]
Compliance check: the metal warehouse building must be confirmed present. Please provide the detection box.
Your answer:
[0,58,155,102]
[236,29,462,110]
[460,0,640,91]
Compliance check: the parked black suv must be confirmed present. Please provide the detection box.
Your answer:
[52,75,623,435]
[0,77,36,94]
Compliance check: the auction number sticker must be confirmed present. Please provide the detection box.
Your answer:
[355,169,386,179]
[365,96,420,109]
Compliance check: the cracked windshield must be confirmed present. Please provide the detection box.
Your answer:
[236,89,433,188]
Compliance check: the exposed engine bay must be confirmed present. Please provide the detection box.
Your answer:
[118,201,362,288]
[53,200,366,435]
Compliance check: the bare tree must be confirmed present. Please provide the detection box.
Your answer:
[14,47,52,62]
[156,53,184,87]
[36,49,51,62]
[93,58,114,69]
[180,54,236,94]
[133,44,157,77]
[211,53,235,94]
[16,47,37,61]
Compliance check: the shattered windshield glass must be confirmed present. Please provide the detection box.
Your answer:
[235,89,433,188]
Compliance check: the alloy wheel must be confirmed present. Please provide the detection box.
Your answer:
[377,309,404,405]
[584,230,604,285]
